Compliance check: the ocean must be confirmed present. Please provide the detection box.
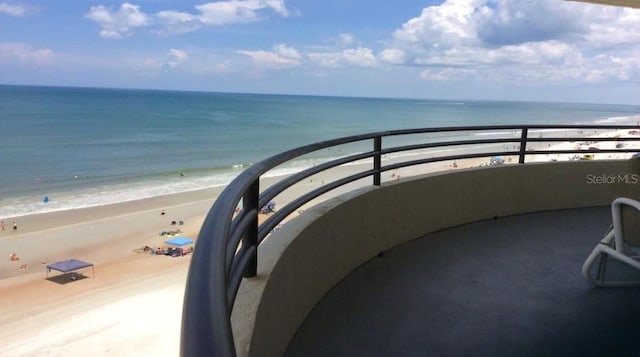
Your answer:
[1,84,639,219]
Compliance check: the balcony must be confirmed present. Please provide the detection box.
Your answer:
[181,125,640,356]
[286,206,640,356]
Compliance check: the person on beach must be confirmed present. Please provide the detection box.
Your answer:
[12,222,17,231]
[1,221,4,230]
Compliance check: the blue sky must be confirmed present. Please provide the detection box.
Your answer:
[1,0,640,104]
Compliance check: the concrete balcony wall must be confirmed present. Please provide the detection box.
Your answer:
[231,160,640,357]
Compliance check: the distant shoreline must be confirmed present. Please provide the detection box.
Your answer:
[3,120,640,220]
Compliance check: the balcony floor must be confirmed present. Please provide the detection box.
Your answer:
[286,207,640,356]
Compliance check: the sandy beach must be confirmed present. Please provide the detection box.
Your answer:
[0,189,218,356]
[1,126,638,356]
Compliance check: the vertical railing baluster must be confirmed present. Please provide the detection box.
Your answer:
[242,180,259,277]
[374,136,382,186]
[519,128,528,164]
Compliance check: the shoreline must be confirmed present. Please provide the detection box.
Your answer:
[4,120,640,221]
[0,187,223,280]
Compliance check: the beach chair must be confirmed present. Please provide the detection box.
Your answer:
[582,197,640,287]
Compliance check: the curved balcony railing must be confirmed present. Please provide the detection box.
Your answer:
[180,124,640,357]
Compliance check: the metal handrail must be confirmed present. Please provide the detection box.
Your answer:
[181,124,640,357]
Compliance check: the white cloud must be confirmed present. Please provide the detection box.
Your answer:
[338,33,355,47]
[393,0,481,48]
[156,0,293,34]
[308,47,376,68]
[155,10,201,34]
[485,41,577,66]
[163,49,188,69]
[86,3,151,39]
[416,50,640,84]
[384,0,640,84]
[212,60,234,73]
[134,49,238,76]
[273,43,300,60]
[239,50,297,65]
[0,3,26,16]
[0,42,53,65]
[263,0,290,17]
[420,68,477,81]
[87,1,294,37]
[307,52,339,68]
[475,0,583,46]
[343,47,376,67]
[196,1,261,24]
[238,43,377,70]
[584,8,640,48]
[238,43,300,66]
[379,48,405,64]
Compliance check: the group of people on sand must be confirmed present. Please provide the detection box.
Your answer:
[0,221,18,231]
[140,245,193,256]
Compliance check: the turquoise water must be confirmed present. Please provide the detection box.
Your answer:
[1,84,639,218]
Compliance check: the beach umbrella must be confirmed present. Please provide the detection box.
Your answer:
[164,236,194,246]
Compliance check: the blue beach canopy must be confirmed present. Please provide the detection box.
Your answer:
[164,236,194,246]
[46,259,95,280]
[46,259,93,273]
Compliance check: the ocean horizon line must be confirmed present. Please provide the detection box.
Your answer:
[2,83,636,107]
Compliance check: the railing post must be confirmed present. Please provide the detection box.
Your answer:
[373,136,382,186]
[518,128,528,164]
[242,179,259,278]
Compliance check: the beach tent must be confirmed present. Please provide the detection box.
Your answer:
[46,259,95,279]
[163,237,194,257]
[164,236,194,246]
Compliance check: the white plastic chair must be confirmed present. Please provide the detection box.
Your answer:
[582,197,640,287]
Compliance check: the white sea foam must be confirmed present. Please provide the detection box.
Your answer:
[0,172,238,219]
[473,131,519,136]
[594,115,640,124]
[528,128,575,134]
